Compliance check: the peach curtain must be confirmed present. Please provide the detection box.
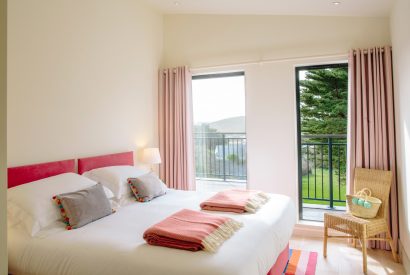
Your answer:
[348,46,398,251]
[158,66,195,190]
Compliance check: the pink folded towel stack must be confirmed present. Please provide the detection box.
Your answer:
[143,209,242,252]
[200,189,269,213]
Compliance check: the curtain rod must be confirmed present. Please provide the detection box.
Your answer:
[352,46,392,55]
[189,52,348,71]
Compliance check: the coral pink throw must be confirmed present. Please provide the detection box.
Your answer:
[200,189,269,213]
[143,209,242,252]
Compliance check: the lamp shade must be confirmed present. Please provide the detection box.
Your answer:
[143,148,161,164]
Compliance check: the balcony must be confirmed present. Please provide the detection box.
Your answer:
[300,134,347,221]
[193,132,347,222]
[194,132,246,191]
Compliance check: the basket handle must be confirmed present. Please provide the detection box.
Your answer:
[355,188,372,199]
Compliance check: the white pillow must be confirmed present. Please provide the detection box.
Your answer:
[7,173,106,236]
[102,186,114,199]
[82,166,149,199]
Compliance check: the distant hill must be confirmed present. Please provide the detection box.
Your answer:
[209,116,245,133]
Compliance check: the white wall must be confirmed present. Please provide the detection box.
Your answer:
[0,0,7,273]
[7,0,163,166]
[165,15,391,206]
[390,0,410,270]
[164,15,390,68]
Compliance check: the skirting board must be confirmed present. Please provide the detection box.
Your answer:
[399,239,410,274]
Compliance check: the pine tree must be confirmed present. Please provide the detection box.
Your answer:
[300,67,348,135]
[300,67,348,178]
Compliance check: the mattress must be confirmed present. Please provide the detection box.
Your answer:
[8,189,296,275]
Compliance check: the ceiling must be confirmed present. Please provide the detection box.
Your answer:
[142,0,394,17]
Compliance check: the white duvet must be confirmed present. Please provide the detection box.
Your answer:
[8,190,296,275]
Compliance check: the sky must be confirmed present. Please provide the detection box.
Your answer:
[192,75,245,124]
[299,70,307,80]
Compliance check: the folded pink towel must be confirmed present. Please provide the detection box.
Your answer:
[200,189,269,213]
[143,209,242,252]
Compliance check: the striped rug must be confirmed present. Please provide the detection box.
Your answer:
[283,249,318,275]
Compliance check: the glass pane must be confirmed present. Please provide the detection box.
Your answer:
[297,65,348,221]
[192,74,247,192]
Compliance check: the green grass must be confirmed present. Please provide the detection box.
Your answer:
[302,168,346,207]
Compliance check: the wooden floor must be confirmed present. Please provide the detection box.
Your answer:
[290,236,406,275]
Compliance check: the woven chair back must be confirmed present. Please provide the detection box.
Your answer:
[353,168,392,219]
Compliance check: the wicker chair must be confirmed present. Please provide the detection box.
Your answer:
[323,168,398,274]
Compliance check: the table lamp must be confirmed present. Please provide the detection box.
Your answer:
[143,148,161,172]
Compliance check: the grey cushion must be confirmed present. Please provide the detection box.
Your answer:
[128,172,167,202]
[55,183,113,229]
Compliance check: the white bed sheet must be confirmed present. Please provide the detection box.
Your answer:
[8,190,296,275]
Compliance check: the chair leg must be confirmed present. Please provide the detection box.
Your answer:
[361,233,367,274]
[387,230,399,263]
[323,226,328,258]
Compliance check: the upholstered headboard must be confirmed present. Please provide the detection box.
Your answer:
[77,151,134,175]
[7,159,76,188]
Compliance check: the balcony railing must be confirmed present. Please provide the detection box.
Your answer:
[301,134,347,209]
[194,133,247,181]
[194,132,346,209]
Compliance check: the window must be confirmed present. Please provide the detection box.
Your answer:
[192,72,247,192]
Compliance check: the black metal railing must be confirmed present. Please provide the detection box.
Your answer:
[194,133,247,181]
[301,134,347,208]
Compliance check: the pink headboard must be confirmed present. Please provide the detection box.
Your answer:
[77,151,134,175]
[8,159,75,189]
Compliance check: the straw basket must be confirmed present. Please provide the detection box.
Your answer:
[346,188,382,218]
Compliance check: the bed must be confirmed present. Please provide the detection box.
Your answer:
[7,153,296,275]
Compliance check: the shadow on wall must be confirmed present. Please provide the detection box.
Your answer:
[403,122,410,232]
